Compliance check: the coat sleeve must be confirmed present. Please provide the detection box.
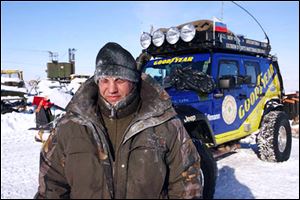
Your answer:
[166,118,203,199]
[34,125,70,199]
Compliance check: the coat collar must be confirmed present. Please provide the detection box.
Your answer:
[65,73,177,136]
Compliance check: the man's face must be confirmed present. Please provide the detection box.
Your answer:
[98,77,134,105]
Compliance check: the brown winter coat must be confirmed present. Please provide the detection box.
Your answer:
[35,73,203,199]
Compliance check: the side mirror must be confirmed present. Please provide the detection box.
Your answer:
[218,76,236,89]
[237,76,244,85]
[243,75,252,84]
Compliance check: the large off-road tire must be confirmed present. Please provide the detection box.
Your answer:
[192,139,217,199]
[257,111,292,162]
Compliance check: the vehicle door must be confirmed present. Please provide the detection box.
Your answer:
[239,57,262,132]
[211,53,244,137]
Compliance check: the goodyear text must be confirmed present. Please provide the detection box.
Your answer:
[153,56,194,65]
[238,64,275,119]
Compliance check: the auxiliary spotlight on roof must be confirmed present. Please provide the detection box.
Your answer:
[140,32,151,49]
[180,23,196,42]
[166,27,180,44]
[152,30,165,47]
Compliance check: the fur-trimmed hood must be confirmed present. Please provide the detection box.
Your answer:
[65,73,177,138]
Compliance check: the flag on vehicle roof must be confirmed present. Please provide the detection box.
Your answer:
[213,17,228,33]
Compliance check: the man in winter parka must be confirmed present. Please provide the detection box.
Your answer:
[35,42,203,199]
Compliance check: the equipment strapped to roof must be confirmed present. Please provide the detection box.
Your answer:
[141,20,271,58]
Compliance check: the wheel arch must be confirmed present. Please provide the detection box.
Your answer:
[260,98,284,128]
[174,105,217,147]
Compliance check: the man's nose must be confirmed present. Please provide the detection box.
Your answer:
[108,82,118,93]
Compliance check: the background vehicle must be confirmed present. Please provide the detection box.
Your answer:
[1,69,28,114]
[46,48,76,82]
[139,19,292,198]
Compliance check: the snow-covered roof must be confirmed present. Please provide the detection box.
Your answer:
[1,77,22,83]
[1,85,27,93]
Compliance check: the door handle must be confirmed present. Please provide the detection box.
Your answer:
[258,92,265,97]
[238,94,247,99]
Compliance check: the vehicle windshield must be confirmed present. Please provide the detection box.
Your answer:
[143,54,211,88]
[1,73,20,79]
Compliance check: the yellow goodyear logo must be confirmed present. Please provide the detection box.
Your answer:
[238,64,276,119]
[153,56,194,65]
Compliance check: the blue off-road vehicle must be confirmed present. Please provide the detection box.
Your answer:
[138,20,292,198]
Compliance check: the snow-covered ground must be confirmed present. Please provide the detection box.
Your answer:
[1,110,299,199]
[214,136,299,199]
[1,78,299,199]
[1,112,40,199]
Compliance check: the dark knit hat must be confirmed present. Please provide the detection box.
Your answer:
[94,42,140,83]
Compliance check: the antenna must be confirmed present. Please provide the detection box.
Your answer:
[231,1,270,45]
[48,51,58,62]
[150,25,154,35]
[68,48,76,63]
[221,1,224,20]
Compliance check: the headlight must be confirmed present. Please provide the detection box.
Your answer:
[166,27,180,44]
[140,32,151,49]
[152,30,165,47]
[180,24,196,42]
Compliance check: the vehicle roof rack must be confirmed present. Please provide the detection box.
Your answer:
[143,20,271,58]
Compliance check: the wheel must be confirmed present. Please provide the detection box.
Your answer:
[192,138,217,199]
[1,101,15,114]
[257,111,292,162]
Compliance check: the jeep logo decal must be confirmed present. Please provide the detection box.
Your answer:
[183,115,197,123]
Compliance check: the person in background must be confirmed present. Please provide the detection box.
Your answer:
[35,42,203,199]
[34,96,54,129]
